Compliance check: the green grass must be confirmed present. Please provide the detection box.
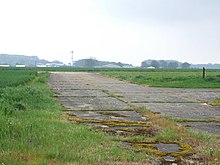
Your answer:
[154,128,181,141]
[0,68,36,88]
[0,70,146,164]
[101,69,220,88]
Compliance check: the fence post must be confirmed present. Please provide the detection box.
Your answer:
[203,67,206,79]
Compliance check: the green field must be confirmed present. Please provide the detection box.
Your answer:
[101,69,220,88]
[0,68,220,164]
[0,69,36,88]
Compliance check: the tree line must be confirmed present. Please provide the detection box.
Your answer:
[141,60,190,69]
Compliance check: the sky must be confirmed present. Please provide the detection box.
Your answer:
[0,0,220,66]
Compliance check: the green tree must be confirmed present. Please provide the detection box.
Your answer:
[181,62,190,69]
[168,62,178,69]
[141,61,148,68]
[150,60,160,68]
[159,60,168,68]
[84,59,98,68]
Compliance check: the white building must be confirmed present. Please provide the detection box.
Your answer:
[16,65,26,67]
[0,64,10,67]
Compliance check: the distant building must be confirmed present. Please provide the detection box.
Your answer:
[46,62,65,67]
[16,65,25,67]
[147,66,156,69]
[101,64,121,68]
[36,64,47,67]
[122,65,136,68]
[0,64,10,67]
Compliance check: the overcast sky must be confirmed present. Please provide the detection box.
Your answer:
[0,0,219,66]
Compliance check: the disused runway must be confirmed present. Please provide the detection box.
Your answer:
[49,72,220,135]
[48,72,220,163]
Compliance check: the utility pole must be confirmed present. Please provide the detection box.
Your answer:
[71,51,74,66]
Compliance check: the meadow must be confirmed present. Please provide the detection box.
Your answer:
[0,67,219,164]
[0,68,36,88]
[101,69,220,88]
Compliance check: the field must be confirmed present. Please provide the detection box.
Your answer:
[0,67,220,164]
[0,68,36,88]
[101,69,220,88]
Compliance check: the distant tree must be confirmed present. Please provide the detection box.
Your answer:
[168,62,179,69]
[141,61,148,68]
[181,62,190,69]
[159,60,168,68]
[84,59,97,68]
[150,60,160,68]
[117,62,124,67]
[52,60,63,64]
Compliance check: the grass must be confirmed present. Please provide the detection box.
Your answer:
[0,69,146,164]
[101,69,220,88]
[0,68,36,88]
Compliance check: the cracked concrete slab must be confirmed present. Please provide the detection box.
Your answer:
[52,89,108,97]
[58,97,130,110]
[132,102,220,119]
[119,93,198,103]
[67,110,146,122]
[50,84,99,90]
[49,72,220,134]
[178,122,220,134]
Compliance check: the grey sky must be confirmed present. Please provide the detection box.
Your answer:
[0,0,219,66]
